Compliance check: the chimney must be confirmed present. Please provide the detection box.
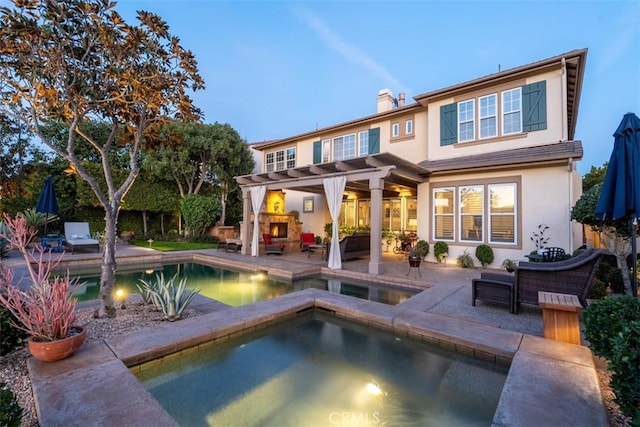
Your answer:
[398,92,405,107]
[377,89,395,113]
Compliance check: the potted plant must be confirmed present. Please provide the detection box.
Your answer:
[0,214,85,362]
[414,240,430,260]
[434,241,449,264]
[501,258,517,273]
[408,243,426,267]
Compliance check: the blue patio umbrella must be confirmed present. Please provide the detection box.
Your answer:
[35,176,59,236]
[595,112,640,297]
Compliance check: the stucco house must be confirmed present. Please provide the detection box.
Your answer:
[236,48,588,275]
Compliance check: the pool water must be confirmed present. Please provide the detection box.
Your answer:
[135,311,508,426]
[72,263,416,306]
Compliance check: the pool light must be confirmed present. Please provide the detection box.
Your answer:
[115,288,126,309]
[365,381,383,396]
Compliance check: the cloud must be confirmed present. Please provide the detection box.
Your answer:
[293,5,408,94]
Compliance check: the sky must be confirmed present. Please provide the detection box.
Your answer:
[112,1,639,175]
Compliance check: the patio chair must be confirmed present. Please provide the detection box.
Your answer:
[300,232,316,252]
[263,233,285,255]
[63,222,100,254]
[542,247,566,262]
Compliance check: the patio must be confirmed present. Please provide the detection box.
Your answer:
[3,243,609,425]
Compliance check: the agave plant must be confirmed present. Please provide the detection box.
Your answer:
[20,209,59,233]
[137,272,199,321]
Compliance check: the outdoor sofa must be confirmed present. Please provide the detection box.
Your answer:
[473,247,604,313]
[338,232,371,261]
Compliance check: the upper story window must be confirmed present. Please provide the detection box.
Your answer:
[479,94,497,139]
[265,147,296,172]
[406,119,413,135]
[502,88,522,134]
[313,128,380,164]
[439,81,546,146]
[392,123,400,137]
[458,100,475,142]
[358,131,369,155]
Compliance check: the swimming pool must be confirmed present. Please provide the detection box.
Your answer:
[135,310,508,426]
[72,263,417,306]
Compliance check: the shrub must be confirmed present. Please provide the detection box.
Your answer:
[415,240,429,259]
[457,250,474,268]
[433,241,449,263]
[475,244,494,267]
[584,295,640,422]
[0,382,23,427]
[606,267,625,294]
[587,278,607,300]
[181,194,219,238]
[0,307,27,356]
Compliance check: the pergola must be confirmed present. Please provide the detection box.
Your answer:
[235,153,429,274]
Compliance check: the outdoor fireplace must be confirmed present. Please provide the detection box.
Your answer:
[270,222,288,238]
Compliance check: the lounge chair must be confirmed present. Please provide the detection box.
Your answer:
[263,234,285,255]
[300,232,316,252]
[63,222,100,254]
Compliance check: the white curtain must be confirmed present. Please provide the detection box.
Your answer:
[323,176,347,269]
[250,185,267,257]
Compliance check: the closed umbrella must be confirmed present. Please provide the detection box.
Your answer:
[595,112,640,297]
[35,176,59,236]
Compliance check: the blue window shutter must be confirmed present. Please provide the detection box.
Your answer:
[522,81,547,132]
[313,140,321,164]
[368,127,380,154]
[440,103,457,145]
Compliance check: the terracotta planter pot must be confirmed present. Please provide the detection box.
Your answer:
[28,326,87,362]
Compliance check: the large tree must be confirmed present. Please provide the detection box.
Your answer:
[145,121,254,225]
[0,0,203,317]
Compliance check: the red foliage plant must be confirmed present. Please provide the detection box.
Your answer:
[0,213,81,342]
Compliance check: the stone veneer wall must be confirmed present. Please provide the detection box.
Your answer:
[257,213,302,252]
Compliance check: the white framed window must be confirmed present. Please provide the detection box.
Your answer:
[333,133,357,160]
[488,183,516,244]
[358,131,369,156]
[479,94,497,138]
[406,119,413,135]
[458,99,475,142]
[459,186,483,242]
[265,148,295,171]
[502,88,522,134]
[265,152,274,172]
[333,136,344,161]
[275,150,285,170]
[433,188,455,240]
[322,139,330,163]
[392,122,400,137]
[286,147,296,169]
[343,133,356,159]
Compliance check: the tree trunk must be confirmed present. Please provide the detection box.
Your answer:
[601,227,633,295]
[142,210,148,235]
[160,213,165,237]
[96,208,118,318]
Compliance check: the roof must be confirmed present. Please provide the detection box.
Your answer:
[414,48,588,140]
[252,48,587,149]
[236,152,428,198]
[418,141,583,174]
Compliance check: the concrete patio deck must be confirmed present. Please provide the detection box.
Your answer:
[4,243,609,426]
